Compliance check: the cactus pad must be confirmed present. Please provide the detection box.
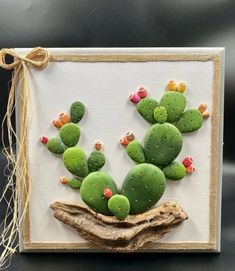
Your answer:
[80,172,118,215]
[88,150,105,172]
[126,140,145,164]
[108,195,130,220]
[176,109,203,133]
[154,106,167,123]
[63,147,89,177]
[70,101,85,123]
[67,178,82,189]
[47,138,67,154]
[144,123,183,166]
[160,91,186,123]
[121,163,166,214]
[136,98,159,124]
[59,123,80,147]
[163,162,186,180]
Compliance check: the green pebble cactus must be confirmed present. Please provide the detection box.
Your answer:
[67,178,82,189]
[144,123,183,166]
[154,106,167,123]
[126,140,145,164]
[108,195,130,220]
[88,150,105,172]
[176,109,203,133]
[160,91,186,123]
[163,162,186,180]
[136,98,159,124]
[63,147,89,177]
[47,137,67,154]
[70,101,85,123]
[80,172,118,215]
[121,163,166,214]
[59,123,80,147]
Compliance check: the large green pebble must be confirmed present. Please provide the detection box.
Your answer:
[59,123,80,147]
[144,123,183,166]
[80,172,118,215]
[121,163,166,214]
[63,147,89,177]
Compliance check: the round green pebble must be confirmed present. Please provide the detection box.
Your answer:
[59,123,80,147]
[47,137,67,154]
[163,162,186,180]
[108,195,130,220]
[70,101,85,123]
[68,178,82,189]
[153,106,167,124]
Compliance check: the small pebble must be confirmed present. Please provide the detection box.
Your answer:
[95,141,102,150]
[182,156,193,168]
[176,82,187,93]
[40,135,48,144]
[167,80,177,91]
[120,137,129,146]
[103,188,113,199]
[186,164,195,173]
[129,93,141,104]
[137,86,148,99]
[202,111,210,119]
[59,112,70,124]
[198,103,207,113]
[53,119,63,128]
[60,176,68,184]
[125,132,134,142]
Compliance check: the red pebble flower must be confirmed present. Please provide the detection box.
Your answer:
[182,156,193,168]
[125,132,134,142]
[129,93,141,104]
[40,136,48,144]
[186,164,195,174]
[103,188,113,199]
[137,86,148,99]
[95,141,102,150]
[120,137,129,146]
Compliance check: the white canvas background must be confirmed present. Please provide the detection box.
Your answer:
[18,48,218,245]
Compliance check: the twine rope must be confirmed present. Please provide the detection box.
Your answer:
[0,47,50,269]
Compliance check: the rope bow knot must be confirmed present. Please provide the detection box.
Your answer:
[0,47,50,70]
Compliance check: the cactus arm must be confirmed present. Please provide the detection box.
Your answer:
[47,137,67,154]
[63,147,89,178]
[125,140,146,164]
[159,91,186,123]
[136,98,159,124]
[60,176,82,190]
[176,109,203,133]
[70,101,85,123]
[87,150,106,172]
[59,123,80,147]
[162,161,186,181]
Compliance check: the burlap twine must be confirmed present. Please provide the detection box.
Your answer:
[0,47,50,269]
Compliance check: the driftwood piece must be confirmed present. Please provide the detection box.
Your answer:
[50,201,188,252]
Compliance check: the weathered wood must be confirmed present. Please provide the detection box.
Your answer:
[50,201,188,252]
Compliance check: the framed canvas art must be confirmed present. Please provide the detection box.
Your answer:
[1,47,224,255]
